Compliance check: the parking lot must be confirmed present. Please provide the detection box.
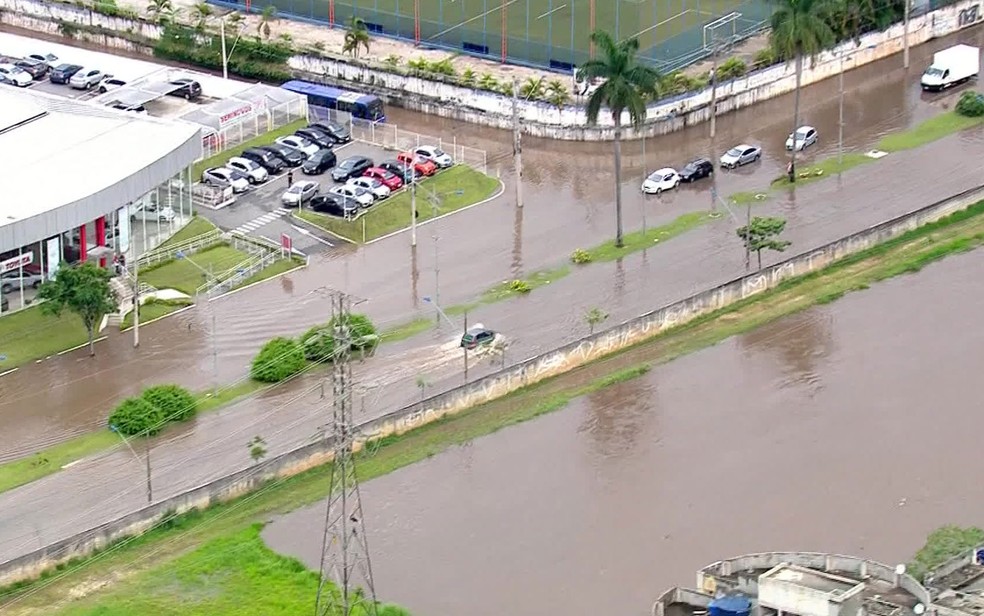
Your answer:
[197,139,430,254]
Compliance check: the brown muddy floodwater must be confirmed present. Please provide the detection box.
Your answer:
[263,249,984,616]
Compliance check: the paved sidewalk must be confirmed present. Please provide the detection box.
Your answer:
[0,130,982,564]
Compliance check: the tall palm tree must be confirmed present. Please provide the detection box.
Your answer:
[343,17,371,58]
[577,30,660,248]
[769,0,835,182]
[257,5,277,40]
[191,1,213,31]
[145,0,172,23]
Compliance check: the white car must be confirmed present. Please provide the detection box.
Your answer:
[720,143,762,169]
[281,180,319,207]
[202,167,250,193]
[132,205,176,222]
[227,157,269,184]
[641,168,681,194]
[346,177,390,200]
[276,135,320,158]
[70,67,105,90]
[28,53,58,67]
[414,145,454,168]
[329,185,374,207]
[785,125,818,151]
[98,76,126,93]
[0,64,32,87]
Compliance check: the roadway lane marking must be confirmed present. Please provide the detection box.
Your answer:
[232,208,291,234]
[290,223,335,247]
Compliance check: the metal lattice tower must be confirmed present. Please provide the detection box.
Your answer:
[315,291,378,616]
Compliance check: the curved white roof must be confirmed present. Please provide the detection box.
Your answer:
[0,87,201,251]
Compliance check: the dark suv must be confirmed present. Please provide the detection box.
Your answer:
[302,149,337,175]
[295,128,336,149]
[331,156,373,182]
[49,63,82,84]
[241,148,286,173]
[167,78,202,101]
[259,144,305,168]
[461,326,496,350]
[308,121,351,144]
[679,158,714,183]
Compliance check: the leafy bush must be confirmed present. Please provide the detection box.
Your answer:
[142,384,197,422]
[406,57,429,74]
[108,397,165,437]
[300,326,336,361]
[956,90,984,117]
[570,248,593,264]
[154,23,292,83]
[477,72,498,91]
[426,58,456,76]
[716,57,748,80]
[251,337,306,383]
[753,47,776,67]
[329,313,378,349]
[661,71,706,95]
[461,67,477,86]
[508,279,532,293]
[909,525,984,581]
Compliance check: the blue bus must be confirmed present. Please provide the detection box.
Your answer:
[281,80,386,122]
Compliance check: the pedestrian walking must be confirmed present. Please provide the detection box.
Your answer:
[287,170,293,187]
[787,161,795,183]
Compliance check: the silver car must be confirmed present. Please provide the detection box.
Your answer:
[69,67,104,90]
[281,180,319,207]
[720,144,762,169]
[1,270,43,293]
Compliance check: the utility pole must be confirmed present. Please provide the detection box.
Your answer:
[315,291,378,616]
[709,34,719,139]
[220,18,228,80]
[744,201,751,271]
[211,303,219,395]
[409,161,417,247]
[903,0,910,69]
[432,235,440,325]
[131,256,140,348]
[838,50,846,165]
[144,435,153,504]
[463,310,469,382]
[511,77,524,209]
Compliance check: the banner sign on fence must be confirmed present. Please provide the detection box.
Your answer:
[1,252,33,274]
[281,233,292,255]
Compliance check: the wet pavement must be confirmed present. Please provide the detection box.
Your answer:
[2,29,984,562]
[263,248,984,616]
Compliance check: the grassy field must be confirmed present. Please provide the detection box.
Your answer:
[121,298,194,330]
[140,245,252,296]
[0,306,90,370]
[7,199,984,615]
[192,120,307,180]
[157,217,218,250]
[296,165,501,243]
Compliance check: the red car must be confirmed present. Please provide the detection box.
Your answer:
[363,166,403,190]
[396,151,437,177]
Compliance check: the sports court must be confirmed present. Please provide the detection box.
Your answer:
[243,0,772,71]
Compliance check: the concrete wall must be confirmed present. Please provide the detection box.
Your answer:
[2,0,983,140]
[2,186,983,587]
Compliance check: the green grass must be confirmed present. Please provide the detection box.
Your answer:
[380,317,433,343]
[236,257,305,288]
[0,305,89,369]
[140,245,251,296]
[580,210,714,261]
[121,298,194,330]
[908,525,984,582]
[295,166,501,243]
[8,200,984,614]
[0,431,120,495]
[196,379,267,413]
[192,119,307,180]
[478,266,571,303]
[157,216,218,250]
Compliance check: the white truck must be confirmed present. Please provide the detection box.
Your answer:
[921,44,980,91]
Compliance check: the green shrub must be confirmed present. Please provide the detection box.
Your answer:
[251,337,306,383]
[570,248,593,265]
[956,91,984,117]
[909,525,984,581]
[300,326,336,361]
[716,56,748,80]
[508,279,532,293]
[142,384,197,423]
[153,23,292,83]
[661,71,706,95]
[753,47,776,67]
[329,313,378,349]
[108,397,165,437]
[426,58,456,76]
[461,67,477,86]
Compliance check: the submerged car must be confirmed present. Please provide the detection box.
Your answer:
[785,125,818,151]
[678,158,714,183]
[720,144,761,169]
[641,168,680,194]
[460,325,497,350]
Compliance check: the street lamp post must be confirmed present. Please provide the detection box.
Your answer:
[219,17,246,80]
[110,424,152,504]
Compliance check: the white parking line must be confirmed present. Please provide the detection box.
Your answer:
[231,208,292,235]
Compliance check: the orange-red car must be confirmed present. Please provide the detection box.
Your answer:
[396,151,437,176]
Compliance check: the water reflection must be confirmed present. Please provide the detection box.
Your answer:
[578,376,658,461]
[737,308,834,395]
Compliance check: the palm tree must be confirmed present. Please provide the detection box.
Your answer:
[546,79,570,110]
[577,30,660,248]
[145,0,172,22]
[343,17,371,59]
[769,0,835,182]
[191,1,213,31]
[257,5,277,40]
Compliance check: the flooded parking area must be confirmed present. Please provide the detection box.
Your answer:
[264,248,984,616]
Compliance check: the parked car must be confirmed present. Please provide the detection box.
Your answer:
[168,78,202,100]
[28,53,58,68]
[307,121,351,143]
[281,180,320,207]
[413,145,454,169]
[202,167,250,193]
[311,194,357,218]
[641,168,681,194]
[302,149,337,175]
[295,127,336,149]
[226,156,269,184]
[379,159,417,184]
[48,63,82,84]
[329,184,374,207]
[347,176,390,200]
[0,270,43,293]
[69,68,105,90]
[363,166,403,190]
[15,58,48,79]
[98,76,127,93]
[785,125,818,151]
[396,151,437,176]
[460,325,496,350]
[132,205,176,222]
[720,144,762,169]
[276,135,320,158]
[241,148,286,173]
[0,64,31,87]
[678,158,714,183]
[331,155,374,182]
[259,144,306,167]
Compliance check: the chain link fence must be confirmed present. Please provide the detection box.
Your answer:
[350,118,488,174]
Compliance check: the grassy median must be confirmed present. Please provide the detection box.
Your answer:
[295,165,501,243]
[6,199,984,615]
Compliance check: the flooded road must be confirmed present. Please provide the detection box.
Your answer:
[2,26,984,454]
[263,248,984,616]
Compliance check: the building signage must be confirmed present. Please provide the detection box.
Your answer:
[46,237,60,280]
[219,104,254,126]
[959,4,981,27]
[1,252,33,274]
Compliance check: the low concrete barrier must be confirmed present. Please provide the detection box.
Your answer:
[2,184,983,587]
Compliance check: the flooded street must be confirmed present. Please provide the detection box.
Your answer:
[2,28,984,455]
[263,248,984,616]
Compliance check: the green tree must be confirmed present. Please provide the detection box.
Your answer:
[108,397,165,437]
[247,435,267,464]
[37,262,116,357]
[142,384,197,422]
[145,0,172,22]
[736,216,792,269]
[585,307,608,334]
[191,1,213,31]
[250,337,306,383]
[769,0,835,182]
[520,76,545,99]
[578,30,660,248]
[257,5,277,40]
[342,17,371,59]
[546,79,570,111]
